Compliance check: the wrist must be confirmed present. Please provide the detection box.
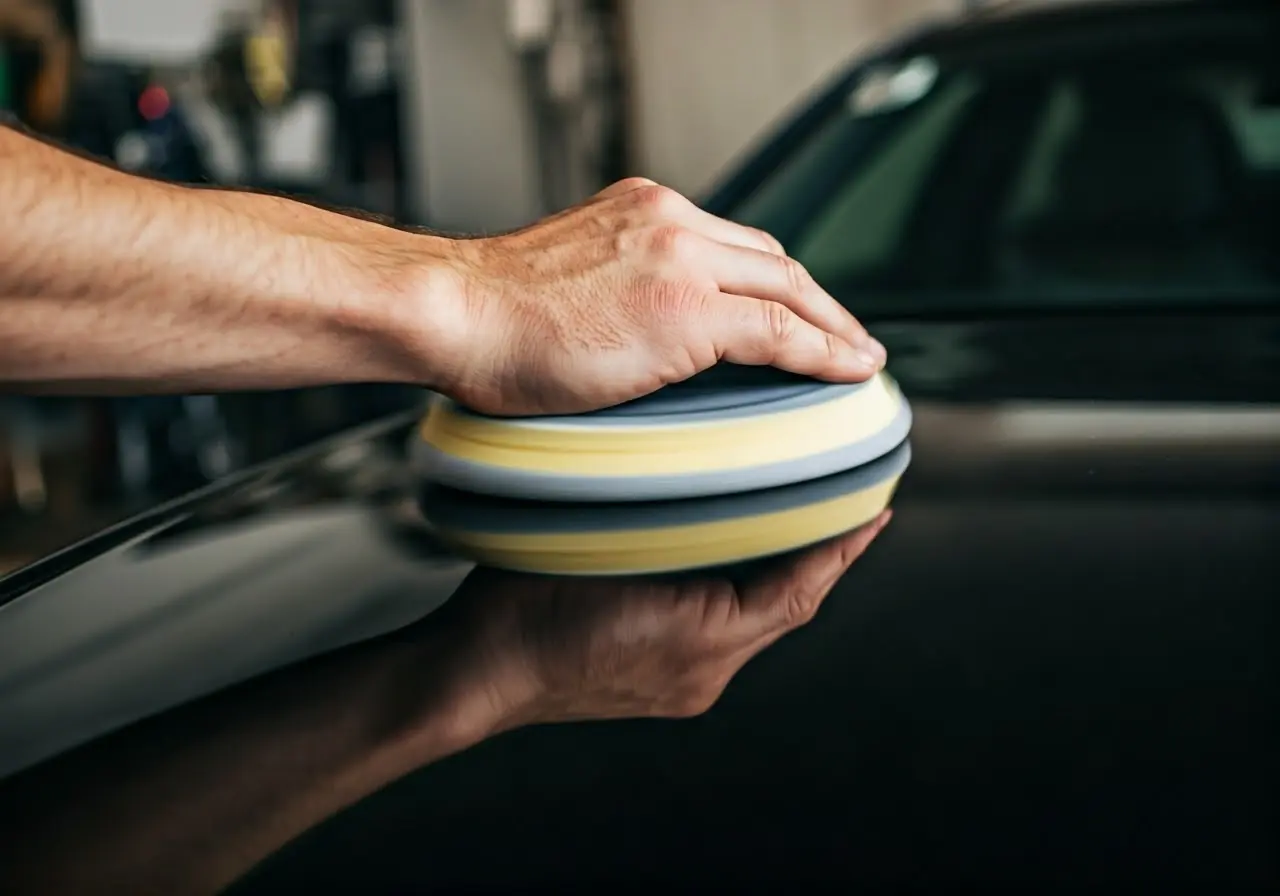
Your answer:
[342,229,478,394]
[375,623,528,769]
[201,186,478,393]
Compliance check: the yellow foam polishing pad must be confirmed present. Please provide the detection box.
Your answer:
[413,372,911,502]
[418,439,910,576]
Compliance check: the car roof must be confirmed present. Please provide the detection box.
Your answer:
[958,0,1265,27]
[909,0,1275,55]
[699,0,1275,213]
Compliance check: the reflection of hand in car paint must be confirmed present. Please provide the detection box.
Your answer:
[0,512,890,896]
[450,509,892,725]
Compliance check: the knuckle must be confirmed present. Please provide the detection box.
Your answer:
[703,578,740,610]
[781,255,810,298]
[635,183,685,217]
[754,227,786,255]
[783,588,821,627]
[648,223,696,261]
[614,176,657,193]
[822,329,843,360]
[764,301,796,343]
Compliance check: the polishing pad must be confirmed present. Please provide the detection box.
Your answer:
[419,439,910,576]
[412,371,911,502]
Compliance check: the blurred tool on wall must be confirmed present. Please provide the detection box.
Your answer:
[509,0,627,213]
[205,0,411,219]
[204,0,295,188]
[1,0,215,180]
[293,0,408,220]
[0,0,72,132]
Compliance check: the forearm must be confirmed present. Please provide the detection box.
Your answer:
[0,626,505,896]
[0,124,468,393]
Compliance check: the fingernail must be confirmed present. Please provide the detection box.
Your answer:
[856,349,881,370]
[865,336,887,365]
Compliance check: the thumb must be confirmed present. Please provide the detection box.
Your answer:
[704,293,881,382]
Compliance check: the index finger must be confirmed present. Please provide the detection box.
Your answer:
[735,511,893,641]
[703,292,882,381]
[680,233,881,361]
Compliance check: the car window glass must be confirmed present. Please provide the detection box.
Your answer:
[1216,73,1280,171]
[728,104,871,242]
[990,66,1277,298]
[791,76,980,284]
[1001,81,1082,227]
[727,50,1279,311]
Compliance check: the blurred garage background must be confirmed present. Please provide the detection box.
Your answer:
[2,0,1277,568]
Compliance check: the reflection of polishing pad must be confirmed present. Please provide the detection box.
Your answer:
[419,440,910,576]
[412,372,911,502]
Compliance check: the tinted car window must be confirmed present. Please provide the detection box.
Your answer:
[729,36,1280,311]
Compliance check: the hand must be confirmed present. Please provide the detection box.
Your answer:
[443,511,892,726]
[0,511,888,896]
[439,178,887,416]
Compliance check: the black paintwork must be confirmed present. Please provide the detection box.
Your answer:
[2,0,1279,889]
[1,311,1276,888]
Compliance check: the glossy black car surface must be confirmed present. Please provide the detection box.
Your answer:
[1,0,1278,890]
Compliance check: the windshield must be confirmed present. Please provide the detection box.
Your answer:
[726,25,1280,314]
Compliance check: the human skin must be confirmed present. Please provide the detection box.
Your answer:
[0,122,885,415]
[0,514,890,895]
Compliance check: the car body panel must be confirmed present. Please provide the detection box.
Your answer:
[1,312,1277,887]
[1,0,1278,888]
